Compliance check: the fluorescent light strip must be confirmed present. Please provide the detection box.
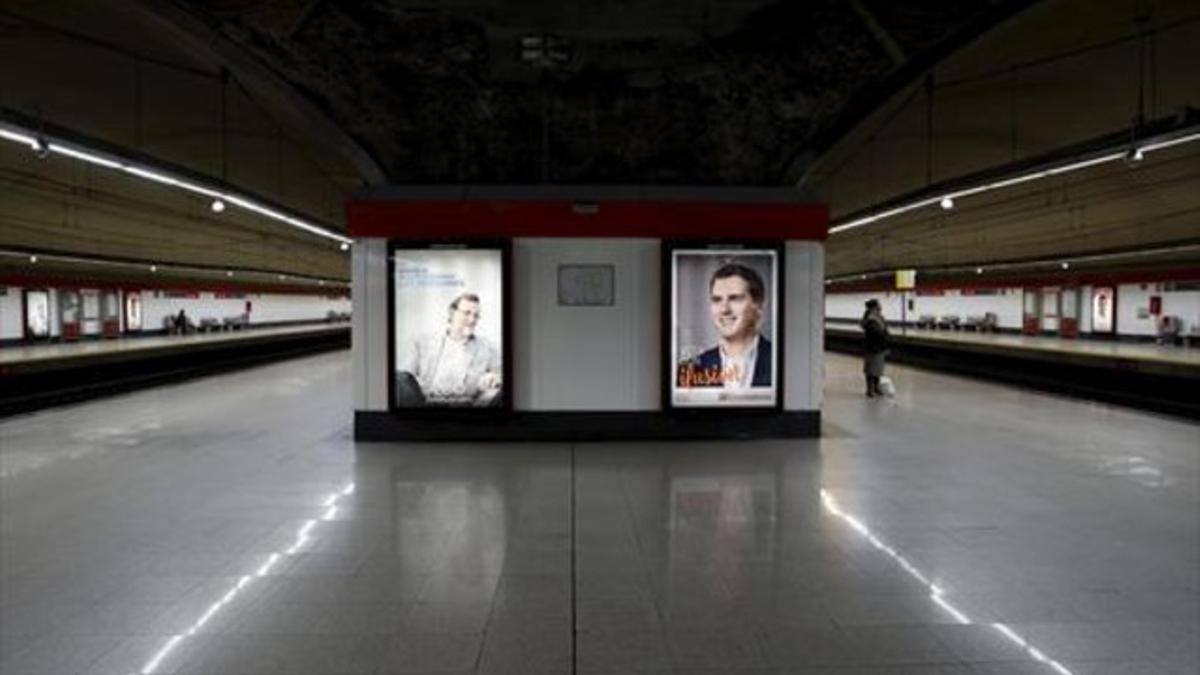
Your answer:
[1,128,38,148]
[138,482,356,674]
[0,249,349,287]
[829,127,1200,235]
[1142,131,1200,153]
[819,490,1074,675]
[829,153,1127,235]
[0,122,352,246]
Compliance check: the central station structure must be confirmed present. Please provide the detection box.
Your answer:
[348,188,828,440]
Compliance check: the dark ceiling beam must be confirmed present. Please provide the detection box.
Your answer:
[115,0,387,186]
[784,0,1046,186]
[849,0,906,67]
[827,109,1200,234]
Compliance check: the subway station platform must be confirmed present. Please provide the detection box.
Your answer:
[1,350,1196,674]
[0,324,350,417]
[826,322,1200,419]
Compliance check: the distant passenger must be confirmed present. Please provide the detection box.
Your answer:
[861,299,890,398]
[173,309,190,335]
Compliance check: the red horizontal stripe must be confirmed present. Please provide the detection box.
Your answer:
[346,200,828,240]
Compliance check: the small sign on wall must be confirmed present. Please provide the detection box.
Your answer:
[558,264,615,306]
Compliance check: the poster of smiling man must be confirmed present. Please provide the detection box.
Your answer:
[393,247,505,409]
[671,246,780,408]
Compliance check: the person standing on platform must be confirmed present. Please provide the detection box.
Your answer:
[861,299,890,397]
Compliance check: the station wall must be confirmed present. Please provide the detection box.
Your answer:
[827,281,1200,337]
[0,285,350,342]
[513,239,660,411]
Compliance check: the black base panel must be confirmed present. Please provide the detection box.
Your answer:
[355,410,820,441]
[826,332,1199,420]
[0,329,350,418]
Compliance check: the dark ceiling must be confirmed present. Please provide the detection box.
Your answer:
[186,0,1021,185]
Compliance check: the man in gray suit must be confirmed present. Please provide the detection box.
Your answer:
[397,293,502,407]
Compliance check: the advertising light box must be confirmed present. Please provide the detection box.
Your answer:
[391,244,508,410]
[24,289,50,339]
[669,245,781,409]
[1091,286,1115,333]
[125,292,143,332]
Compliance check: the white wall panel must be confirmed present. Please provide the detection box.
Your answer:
[1162,289,1200,335]
[0,287,21,340]
[352,242,368,410]
[354,238,390,411]
[140,293,349,332]
[1117,284,1200,336]
[784,241,823,411]
[514,238,659,411]
[1,285,347,341]
[827,283,1200,338]
[827,289,1022,329]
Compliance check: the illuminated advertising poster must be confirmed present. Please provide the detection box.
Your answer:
[671,246,780,408]
[125,292,143,331]
[393,247,506,409]
[24,289,50,338]
[1092,286,1115,333]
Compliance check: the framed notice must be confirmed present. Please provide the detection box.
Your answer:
[666,243,783,409]
[389,242,511,411]
[558,264,615,306]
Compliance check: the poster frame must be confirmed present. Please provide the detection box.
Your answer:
[1090,285,1117,334]
[386,239,513,417]
[124,290,144,333]
[22,288,51,341]
[661,240,786,413]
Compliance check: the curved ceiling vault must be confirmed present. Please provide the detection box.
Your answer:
[8,0,1191,289]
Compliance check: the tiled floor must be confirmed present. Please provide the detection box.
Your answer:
[1,351,1197,674]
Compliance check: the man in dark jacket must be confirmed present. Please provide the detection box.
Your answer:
[679,263,772,388]
[861,299,889,397]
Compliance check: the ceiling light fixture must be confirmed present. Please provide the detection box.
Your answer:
[211,199,226,213]
[150,264,157,272]
[827,119,1200,236]
[339,242,350,251]
[29,255,38,263]
[0,119,352,247]
[0,127,37,148]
